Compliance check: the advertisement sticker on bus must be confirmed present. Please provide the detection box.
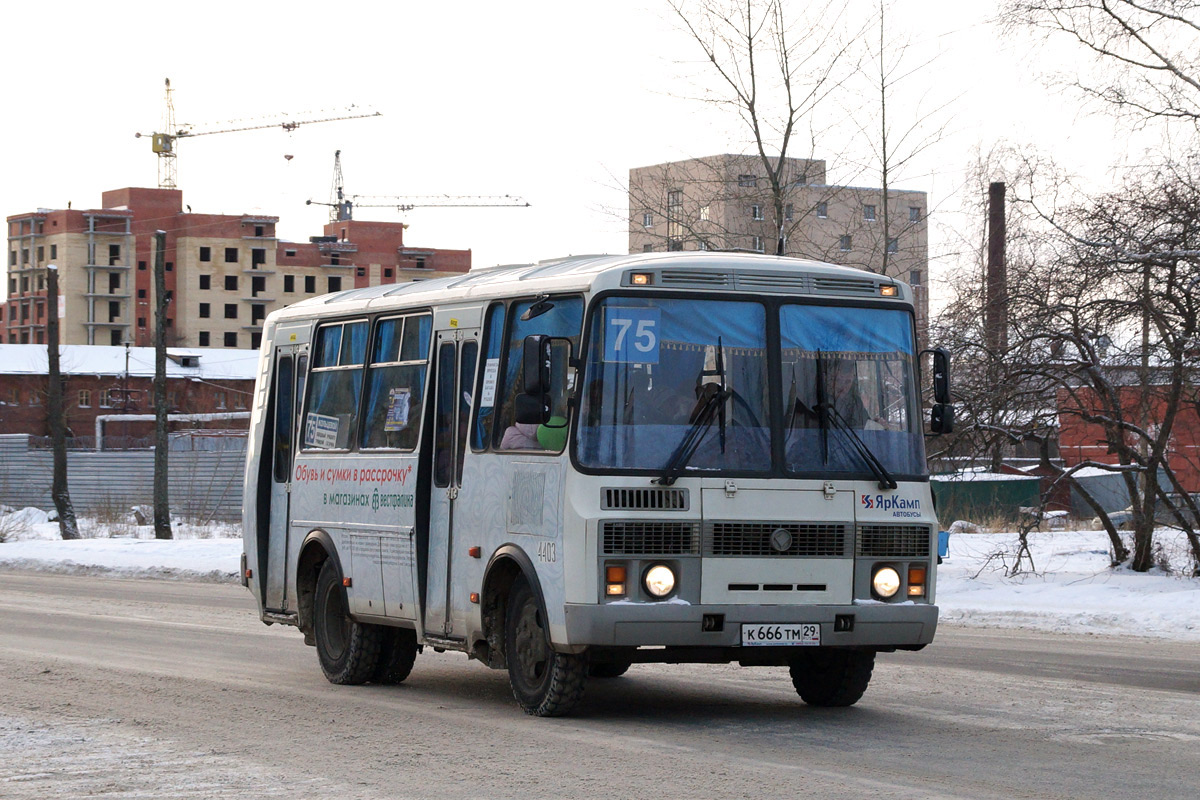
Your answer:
[384,388,412,431]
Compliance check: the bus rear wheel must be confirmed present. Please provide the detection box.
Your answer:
[314,558,383,685]
[373,626,419,684]
[504,577,586,716]
[788,649,875,707]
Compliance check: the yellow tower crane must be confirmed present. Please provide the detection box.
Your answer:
[135,78,381,190]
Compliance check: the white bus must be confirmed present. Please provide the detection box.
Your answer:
[242,251,953,716]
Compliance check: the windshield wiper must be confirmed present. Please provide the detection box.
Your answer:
[656,341,731,486]
[824,404,897,490]
[815,352,897,490]
[655,382,730,486]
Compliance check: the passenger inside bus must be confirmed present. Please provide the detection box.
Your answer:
[499,416,568,451]
[500,422,541,449]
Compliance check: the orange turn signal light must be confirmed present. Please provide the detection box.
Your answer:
[907,565,926,596]
[342,577,353,588]
[244,568,253,579]
[470,592,480,604]
[606,565,627,597]
[468,546,482,558]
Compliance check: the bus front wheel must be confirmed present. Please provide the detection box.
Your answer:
[504,577,586,716]
[788,649,875,707]
[314,558,383,685]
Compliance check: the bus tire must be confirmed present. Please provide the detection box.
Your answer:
[788,649,875,707]
[372,626,419,685]
[504,577,586,716]
[314,558,383,685]
[589,660,632,679]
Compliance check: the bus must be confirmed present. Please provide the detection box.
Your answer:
[241,251,953,717]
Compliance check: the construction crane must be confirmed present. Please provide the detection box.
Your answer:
[306,150,529,222]
[135,79,381,190]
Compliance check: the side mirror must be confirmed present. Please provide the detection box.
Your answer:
[515,335,553,424]
[522,334,552,396]
[930,403,954,434]
[932,348,951,405]
[515,393,551,425]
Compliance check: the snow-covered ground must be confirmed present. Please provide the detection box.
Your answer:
[1,507,1197,641]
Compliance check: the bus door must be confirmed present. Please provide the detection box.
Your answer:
[265,343,307,612]
[424,328,480,638]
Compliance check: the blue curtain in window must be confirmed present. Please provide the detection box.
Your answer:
[781,306,912,355]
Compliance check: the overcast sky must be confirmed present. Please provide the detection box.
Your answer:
[1,0,1136,301]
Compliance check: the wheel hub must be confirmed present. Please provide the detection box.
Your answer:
[513,599,548,684]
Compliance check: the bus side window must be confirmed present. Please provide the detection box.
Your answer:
[303,320,367,450]
[491,296,583,450]
[361,314,431,450]
[433,342,456,487]
[456,341,478,483]
[472,302,506,451]
[272,355,294,483]
[294,353,308,445]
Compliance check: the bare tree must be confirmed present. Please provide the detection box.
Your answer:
[945,154,1200,573]
[850,0,952,277]
[45,265,80,540]
[665,0,858,254]
[1005,0,1200,128]
[153,231,173,540]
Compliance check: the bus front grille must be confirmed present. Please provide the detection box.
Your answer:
[601,521,701,555]
[856,525,931,558]
[601,487,689,511]
[704,522,848,557]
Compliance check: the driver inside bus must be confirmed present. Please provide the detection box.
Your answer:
[789,359,888,430]
[829,363,887,430]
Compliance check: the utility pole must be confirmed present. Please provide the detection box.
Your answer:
[46,265,80,540]
[152,231,173,539]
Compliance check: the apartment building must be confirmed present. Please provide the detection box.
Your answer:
[628,154,929,339]
[5,187,471,349]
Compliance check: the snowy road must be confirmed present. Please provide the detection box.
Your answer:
[1,571,1197,799]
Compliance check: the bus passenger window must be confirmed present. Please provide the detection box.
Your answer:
[272,355,294,482]
[456,341,478,484]
[473,302,506,450]
[433,343,456,487]
[491,296,582,451]
[361,314,432,450]
[303,320,367,450]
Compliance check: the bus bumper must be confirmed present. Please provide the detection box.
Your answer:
[561,602,937,649]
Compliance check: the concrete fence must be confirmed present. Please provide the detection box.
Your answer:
[0,434,246,523]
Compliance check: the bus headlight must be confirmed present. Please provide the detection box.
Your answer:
[872,566,901,599]
[644,564,676,598]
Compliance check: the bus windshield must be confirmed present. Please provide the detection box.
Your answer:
[576,297,925,478]
[779,304,924,478]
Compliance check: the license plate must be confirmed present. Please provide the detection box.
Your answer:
[741,623,820,646]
